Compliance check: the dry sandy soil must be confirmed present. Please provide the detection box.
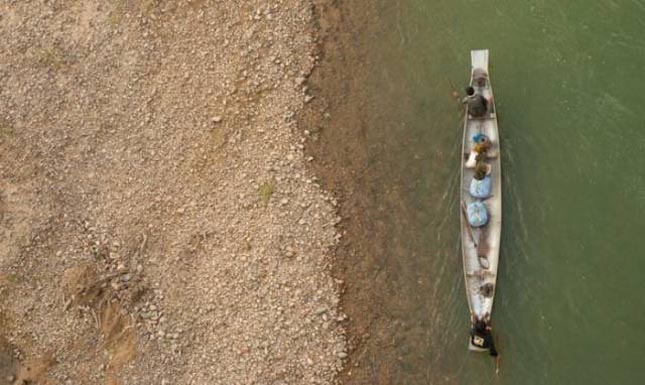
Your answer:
[0,1,346,384]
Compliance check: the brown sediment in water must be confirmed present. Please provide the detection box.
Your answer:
[304,1,410,384]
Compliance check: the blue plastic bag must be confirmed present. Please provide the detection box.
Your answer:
[467,201,489,227]
[470,176,492,198]
[472,133,489,144]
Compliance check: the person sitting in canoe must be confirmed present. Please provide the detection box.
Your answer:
[465,134,491,168]
[469,159,492,199]
[470,317,498,357]
[462,86,489,117]
[473,159,491,180]
[472,133,491,154]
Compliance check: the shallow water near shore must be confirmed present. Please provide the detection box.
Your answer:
[320,0,645,384]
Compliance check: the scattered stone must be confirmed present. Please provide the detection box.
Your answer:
[0,2,346,385]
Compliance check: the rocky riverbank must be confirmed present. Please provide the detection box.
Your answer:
[0,1,345,384]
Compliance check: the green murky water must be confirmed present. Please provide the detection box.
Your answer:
[350,0,645,383]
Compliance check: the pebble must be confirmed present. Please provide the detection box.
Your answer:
[315,307,327,315]
[141,311,152,319]
[212,116,223,123]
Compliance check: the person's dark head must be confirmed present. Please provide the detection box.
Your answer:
[474,319,487,333]
[473,163,488,180]
[465,86,475,96]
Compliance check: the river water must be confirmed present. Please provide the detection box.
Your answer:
[319,1,645,384]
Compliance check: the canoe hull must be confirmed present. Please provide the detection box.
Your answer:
[460,50,502,342]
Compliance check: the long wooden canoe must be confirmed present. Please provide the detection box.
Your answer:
[460,49,502,351]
